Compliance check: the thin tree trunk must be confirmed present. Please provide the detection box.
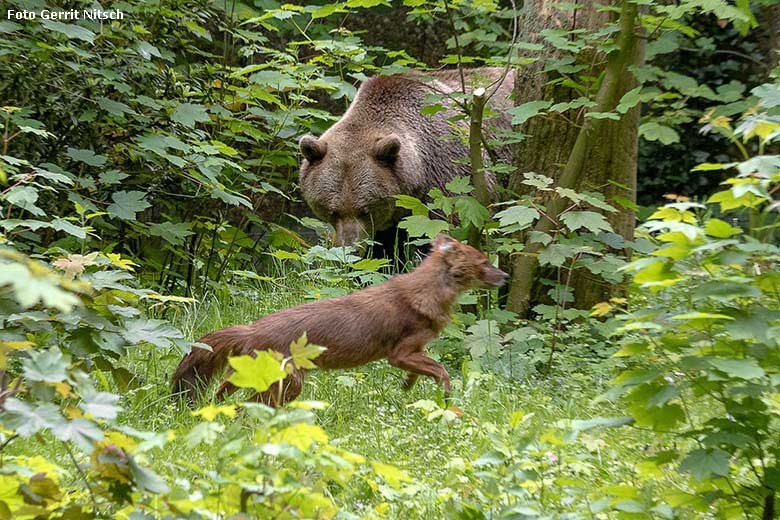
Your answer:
[468,87,489,248]
[507,0,644,315]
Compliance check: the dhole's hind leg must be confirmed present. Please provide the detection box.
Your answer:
[215,369,305,408]
[403,373,419,390]
[253,370,304,407]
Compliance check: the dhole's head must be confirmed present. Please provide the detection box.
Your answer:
[431,235,508,289]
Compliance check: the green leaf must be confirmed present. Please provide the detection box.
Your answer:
[4,185,45,216]
[350,258,389,271]
[80,391,120,420]
[67,147,107,167]
[692,162,728,172]
[186,421,225,447]
[21,348,68,383]
[585,111,620,120]
[148,222,194,246]
[122,318,183,349]
[55,418,104,452]
[394,194,429,216]
[420,103,447,116]
[669,312,734,321]
[346,0,387,6]
[311,2,344,19]
[171,103,210,127]
[616,86,643,114]
[445,176,473,195]
[227,352,287,393]
[211,186,251,207]
[51,218,87,239]
[0,260,80,311]
[708,358,765,380]
[464,320,502,358]
[538,244,572,267]
[752,83,780,109]
[372,461,412,489]
[41,20,95,43]
[736,155,780,176]
[560,211,612,233]
[495,205,539,231]
[2,399,63,437]
[455,196,489,229]
[136,41,163,60]
[96,96,136,116]
[107,191,151,221]
[129,457,169,494]
[639,122,679,145]
[679,448,730,481]
[398,215,449,238]
[507,100,552,125]
[290,333,325,370]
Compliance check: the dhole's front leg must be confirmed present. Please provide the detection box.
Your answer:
[388,333,451,394]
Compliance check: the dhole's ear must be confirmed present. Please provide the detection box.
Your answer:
[373,134,401,163]
[299,135,327,162]
[434,234,455,253]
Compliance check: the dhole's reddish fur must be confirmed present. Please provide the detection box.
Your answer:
[171,235,507,407]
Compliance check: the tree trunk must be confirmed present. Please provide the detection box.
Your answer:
[506,0,644,315]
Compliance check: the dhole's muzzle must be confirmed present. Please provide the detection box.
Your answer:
[479,266,509,288]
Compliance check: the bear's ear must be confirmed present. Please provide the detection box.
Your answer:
[299,135,327,162]
[373,134,401,163]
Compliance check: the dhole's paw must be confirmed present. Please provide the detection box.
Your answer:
[403,373,419,390]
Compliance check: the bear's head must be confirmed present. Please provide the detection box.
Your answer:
[298,130,415,247]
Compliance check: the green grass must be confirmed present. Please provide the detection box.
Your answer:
[9,282,679,517]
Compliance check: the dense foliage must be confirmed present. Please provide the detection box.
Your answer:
[1,0,779,519]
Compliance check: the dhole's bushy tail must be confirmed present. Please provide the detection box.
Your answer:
[171,325,253,403]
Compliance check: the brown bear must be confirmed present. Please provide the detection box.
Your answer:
[298,68,513,248]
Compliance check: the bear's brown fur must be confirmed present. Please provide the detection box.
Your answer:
[298,68,513,247]
[171,235,507,407]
